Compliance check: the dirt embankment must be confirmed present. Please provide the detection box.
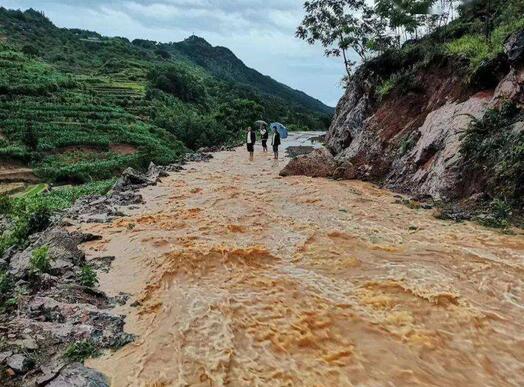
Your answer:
[286,30,524,208]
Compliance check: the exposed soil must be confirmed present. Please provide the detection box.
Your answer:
[54,144,137,156]
[0,162,39,183]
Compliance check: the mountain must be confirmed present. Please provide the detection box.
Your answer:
[170,36,333,115]
[0,7,333,184]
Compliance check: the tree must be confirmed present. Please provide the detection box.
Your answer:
[375,0,436,44]
[296,0,391,77]
[215,99,264,133]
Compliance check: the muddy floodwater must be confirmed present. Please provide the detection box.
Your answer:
[77,133,524,386]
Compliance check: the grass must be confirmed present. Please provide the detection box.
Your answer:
[445,17,524,72]
[30,246,51,274]
[63,340,100,362]
[0,179,115,256]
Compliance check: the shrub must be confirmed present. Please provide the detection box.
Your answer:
[63,340,100,362]
[30,246,51,274]
[0,195,11,214]
[0,270,11,296]
[148,65,206,104]
[21,122,39,151]
[376,71,422,100]
[79,265,99,287]
[377,78,395,99]
[460,102,523,207]
[477,198,513,229]
[22,44,39,57]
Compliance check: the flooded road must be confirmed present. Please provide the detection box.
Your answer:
[78,133,524,386]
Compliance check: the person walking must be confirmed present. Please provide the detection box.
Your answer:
[246,126,256,161]
[260,125,269,152]
[271,128,281,160]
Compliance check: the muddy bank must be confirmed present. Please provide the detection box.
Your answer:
[0,152,214,386]
[66,135,524,386]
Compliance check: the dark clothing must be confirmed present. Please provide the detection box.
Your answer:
[271,132,281,147]
[272,145,279,153]
[246,131,256,152]
[261,139,268,149]
[261,130,269,140]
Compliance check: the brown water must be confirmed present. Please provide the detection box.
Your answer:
[78,136,524,386]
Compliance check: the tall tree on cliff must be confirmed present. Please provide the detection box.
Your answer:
[375,0,436,44]
[296,0,391,78]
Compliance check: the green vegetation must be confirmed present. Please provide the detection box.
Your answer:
[63,340,100,362]
[0,179,115,256]
[477,198,513,229]
[30,246,51,274]
[460,102,523,211]
[79,265,99,288]
[0,7,332,187]
[445,17,524,71]
[298,0,524,85]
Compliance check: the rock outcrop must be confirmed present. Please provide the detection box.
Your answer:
[317,30,524,202]
[280,148,336,178]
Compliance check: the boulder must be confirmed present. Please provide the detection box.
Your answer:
[285,146,315,158]
[280,148,336,178]
[504,29,524,64]
[113,167,153,192]
[47,363,109,387]
[6,353,34,374]
[8,228,92,277]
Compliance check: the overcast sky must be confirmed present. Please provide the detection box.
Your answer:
[0,0,348,107]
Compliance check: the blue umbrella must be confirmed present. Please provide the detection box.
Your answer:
[270,122,288,139]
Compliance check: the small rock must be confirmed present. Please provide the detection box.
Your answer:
[6,354,34,374]
[47,363,109,387]
[504,29,524,63]
[36,359,67,385]
[15,336,39,351]
[0,351,13,363]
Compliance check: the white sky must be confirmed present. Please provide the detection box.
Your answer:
[0,0,351,107]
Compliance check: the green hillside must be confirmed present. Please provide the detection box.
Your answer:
[0,7,332,184]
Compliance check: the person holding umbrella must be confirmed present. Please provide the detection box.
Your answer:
[246,126,256,161]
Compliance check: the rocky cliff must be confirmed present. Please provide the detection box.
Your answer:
[283,30,524,211]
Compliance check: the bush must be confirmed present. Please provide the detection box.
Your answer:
[376,71,422,100]
[0,195,11,214]
[63,340,100,362]
[79,265,99,287]
[30,246,51,274]
[0,270,11,296]
[148,65,206,104]
[461,102,524,209]
[22,44,39,57]
[0,179,116,255]
[477,198,513,229]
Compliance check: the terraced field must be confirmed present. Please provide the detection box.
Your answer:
[0,50,184,184]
